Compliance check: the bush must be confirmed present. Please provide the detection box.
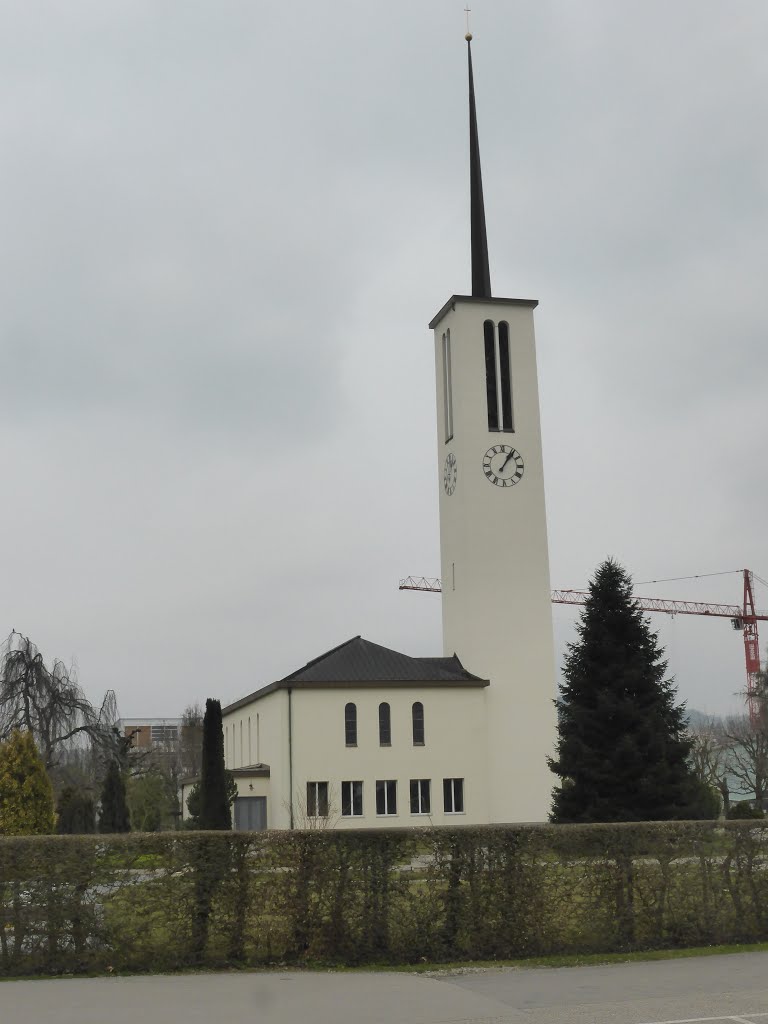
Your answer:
[1,821,768,976]
[727,800,764,820]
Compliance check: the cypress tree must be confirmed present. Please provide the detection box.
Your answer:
[57,786,96,834]
[199,698,231,829]
[0,730,55,835]
[98,759,131,833]
[550,558,702,823]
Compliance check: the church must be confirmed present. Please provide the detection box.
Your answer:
[190,35,557,831]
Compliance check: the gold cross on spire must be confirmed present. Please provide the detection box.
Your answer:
[464,6,473,41]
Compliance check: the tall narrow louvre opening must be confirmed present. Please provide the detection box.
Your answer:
[498,321,513,431]
[484,319,498,430]
[442,329,454,441]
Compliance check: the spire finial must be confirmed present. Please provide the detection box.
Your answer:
[467,29,492,298]
[464,6,472,41]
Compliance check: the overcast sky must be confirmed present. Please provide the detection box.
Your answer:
[1,1,766,720]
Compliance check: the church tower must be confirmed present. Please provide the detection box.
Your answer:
[430,34,556,822]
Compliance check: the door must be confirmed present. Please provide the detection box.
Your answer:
[233,796,267,831]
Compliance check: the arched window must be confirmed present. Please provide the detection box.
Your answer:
[412,702,425,746]
[345,703,357,747]
[379,702,391,746]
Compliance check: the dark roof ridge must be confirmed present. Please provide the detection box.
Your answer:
[280,635,362,681]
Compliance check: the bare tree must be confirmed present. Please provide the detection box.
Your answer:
[722,714,768,809]
[687,718,730,815]
[0,632,118,774]
[180,703,204,779]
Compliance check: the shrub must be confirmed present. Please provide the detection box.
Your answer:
[1,821,768,976]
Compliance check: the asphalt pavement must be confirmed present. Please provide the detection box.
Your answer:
[1,951,767,1023]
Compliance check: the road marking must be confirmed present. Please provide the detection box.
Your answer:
[637,1014,768,1024]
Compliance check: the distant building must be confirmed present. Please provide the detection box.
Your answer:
[119,718,183,750]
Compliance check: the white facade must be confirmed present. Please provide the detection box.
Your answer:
[432,296,557,822]
[222,674,490,830]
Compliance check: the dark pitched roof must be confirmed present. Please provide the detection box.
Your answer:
[222,636,488,715]
[283,636,484,684]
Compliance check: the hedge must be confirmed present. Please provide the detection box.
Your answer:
[1,821,767,975]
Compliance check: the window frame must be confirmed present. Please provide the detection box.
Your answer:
[409,778,431,815]
[344,702,357,747]
[412,701,425,746]
[375,779,397,816]
[341,780,364,818]
[443,777,465,814]
[378,702,391,747]
[306,781,329,818]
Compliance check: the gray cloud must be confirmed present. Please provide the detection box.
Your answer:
[1,1,766,718]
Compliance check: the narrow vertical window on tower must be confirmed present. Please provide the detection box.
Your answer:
[442,329,453,441]
[498,321,514,431]
[345,702,357,747]
[484,320,499,430]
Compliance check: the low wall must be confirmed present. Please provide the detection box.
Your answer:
[1,821,767,975]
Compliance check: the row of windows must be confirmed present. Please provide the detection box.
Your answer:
[306,778,465,818]
[345,701,424,747]
[441,320,515,442]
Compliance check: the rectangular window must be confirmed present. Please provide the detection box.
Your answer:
[410,779,431,815]
[484,320,499,431]
[443,778,464,814]
[375,779,397,816]
[306,781,329,817]
[442,329,453,442]
[341,780,363,817]
[498,321,514,431]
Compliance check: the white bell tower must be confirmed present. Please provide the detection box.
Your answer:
[430,35,556,822]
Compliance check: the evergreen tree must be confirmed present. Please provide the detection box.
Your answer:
[0,730,55,835]
[98,758,131,833]
[56,786,96,834]
[550,559,703,823]
[199,698,231,829]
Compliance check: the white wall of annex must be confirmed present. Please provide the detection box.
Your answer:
[223,690,291,829]
[290,686,489,828]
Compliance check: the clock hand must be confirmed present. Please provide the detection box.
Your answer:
[499,452,515,472]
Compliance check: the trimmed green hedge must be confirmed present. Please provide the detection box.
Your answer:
[1,821,767,975]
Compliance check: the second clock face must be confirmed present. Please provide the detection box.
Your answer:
[443,452,457,495]
[483,445,524,487]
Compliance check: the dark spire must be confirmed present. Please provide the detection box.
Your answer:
[467,34,492,298]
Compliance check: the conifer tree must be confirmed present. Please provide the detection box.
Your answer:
[550,558,703,823]
[199,698,231,829]
[98,758,131,833]
[0,730,55,835]
[56,786,96,834]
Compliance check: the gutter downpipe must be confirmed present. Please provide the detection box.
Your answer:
[288,687,294,829]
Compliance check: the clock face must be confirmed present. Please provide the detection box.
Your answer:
[483,445,524,487]
[443,452,457,495]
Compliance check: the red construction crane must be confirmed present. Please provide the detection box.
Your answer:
[399,569,768,724]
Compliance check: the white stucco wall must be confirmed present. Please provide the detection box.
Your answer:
[433,297,558,823]
[222,684,489,829]
[290,686,489,828]
[223,689,292,828]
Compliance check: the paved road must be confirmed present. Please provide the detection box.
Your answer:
[1,952,767,1023]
